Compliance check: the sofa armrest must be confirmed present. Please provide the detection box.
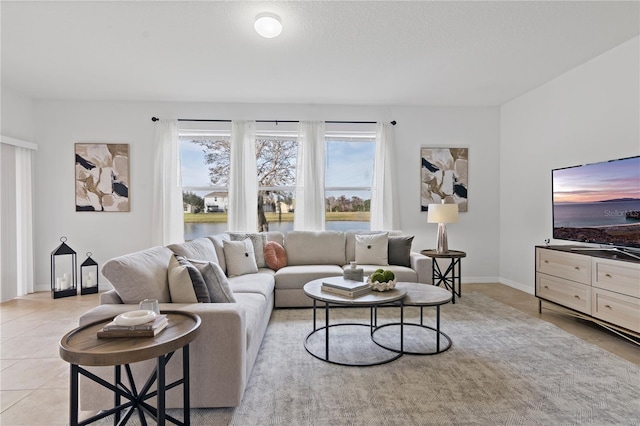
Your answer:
[410,251,433,284]
[99,289,123,305]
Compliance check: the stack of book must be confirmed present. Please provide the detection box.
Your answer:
[321,277,371,298]
[97,314,168,338]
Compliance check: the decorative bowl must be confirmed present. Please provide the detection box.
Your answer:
[114,310,156,326]
[367,278,397,292]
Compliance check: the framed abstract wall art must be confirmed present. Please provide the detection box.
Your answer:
[75,143,130,212]
[420,147,468,212]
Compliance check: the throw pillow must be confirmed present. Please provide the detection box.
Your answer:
[190,260,236,303]
[223,239,259,277]
[167,237,219,263]
[388,235,414,267]
[167,255,211,303]
[264,241,287,271]
[355,233,389,265]
[229,233,267,268]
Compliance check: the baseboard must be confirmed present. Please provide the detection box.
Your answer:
[498,277,534,295]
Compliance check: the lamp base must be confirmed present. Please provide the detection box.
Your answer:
[435,223,449,253]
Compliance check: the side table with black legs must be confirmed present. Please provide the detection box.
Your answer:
[421,250,466,304]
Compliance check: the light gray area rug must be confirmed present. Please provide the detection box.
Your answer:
[106,293,640,425]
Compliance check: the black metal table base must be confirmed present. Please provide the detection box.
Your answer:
[304,300,404,366]
[433,258,462,304]
[372,305,451,355]
[69,345,190,426]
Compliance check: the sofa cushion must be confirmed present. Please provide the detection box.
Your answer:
[274,265,344,290]
[355,233,389,265]
[168,255,210,303]
[190,260,236,303]
[388,235,414,267]
[101,246,172,303]
[284,231,346,266]
[228,272,275,300]
[264,241,287,271]
[167,238,218,263]
[229,232,267,268]
[224,239,259,277]
[207,234,230,274]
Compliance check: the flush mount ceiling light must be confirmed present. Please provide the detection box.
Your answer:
[254,13,282,38]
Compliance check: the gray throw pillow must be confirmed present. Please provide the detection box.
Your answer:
[190,260,236,303]
[229,232,266,268]
[388,236,414,267]
[169,255,211,303]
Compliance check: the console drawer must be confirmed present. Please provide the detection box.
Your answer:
[593,259,640,298]
[536,272,591,314]
[536,248,591,285]
[591,287,640,333]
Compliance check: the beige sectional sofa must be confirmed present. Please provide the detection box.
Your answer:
[78,230,432,409]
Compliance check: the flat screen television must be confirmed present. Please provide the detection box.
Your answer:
[552,155,640,251]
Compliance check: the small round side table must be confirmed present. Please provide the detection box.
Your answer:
[420,249,466,304]
[59,311,201,426]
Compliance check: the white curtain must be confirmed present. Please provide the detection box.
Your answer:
[1,139,35,300]
[370,122,399,230]
[228,120,258,232]
[294,121,326,231]
[151,119,184,246]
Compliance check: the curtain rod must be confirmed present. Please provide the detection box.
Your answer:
[151,117,396,125]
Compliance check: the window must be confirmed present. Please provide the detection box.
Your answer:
[179,123,376,239]
[325,129,376,231]
[179,124,299,239]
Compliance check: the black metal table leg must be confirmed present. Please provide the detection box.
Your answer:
[183,345,190,426]
[70,364,79,426]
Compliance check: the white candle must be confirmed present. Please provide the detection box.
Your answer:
[56,277,61,291]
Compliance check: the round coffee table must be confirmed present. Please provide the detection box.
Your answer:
[372,282,452,355]
[59,310,201,426]
[303,279,407,366]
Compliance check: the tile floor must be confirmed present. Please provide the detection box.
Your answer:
[1,284,638,425]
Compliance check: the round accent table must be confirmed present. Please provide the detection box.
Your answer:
[303,279,407,366]
[421,249,466,304]
[59,311,201,426]
[372,282,453,355]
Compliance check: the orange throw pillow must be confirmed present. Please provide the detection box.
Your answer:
[264,241,287,271]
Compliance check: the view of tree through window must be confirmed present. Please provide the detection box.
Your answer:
[180,127,376,240]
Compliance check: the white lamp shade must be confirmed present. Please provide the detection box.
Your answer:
[427,203,459,224]
[254,13,282,38]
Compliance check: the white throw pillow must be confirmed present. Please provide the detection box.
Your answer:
[167,255,211,303]
[229,233,266,268]
[355,233,389,265]
[223,239,259,277]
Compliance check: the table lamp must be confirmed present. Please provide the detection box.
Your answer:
[427,201,459,253]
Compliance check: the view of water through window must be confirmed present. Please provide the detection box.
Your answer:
[180,125,376,240]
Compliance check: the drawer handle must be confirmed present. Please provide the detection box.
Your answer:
[604,305,612,309]
[574,295,580,299]
[543,285,549,289]
[574,266,580,270]
[544,260,549,264]
[605,273,612,278]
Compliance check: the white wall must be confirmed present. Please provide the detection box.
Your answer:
[1,86,35,141]
[32,101,500,290]
[499,36,640,294]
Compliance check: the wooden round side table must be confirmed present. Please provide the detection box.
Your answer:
[421,249,467,304]
[59,310,201,426]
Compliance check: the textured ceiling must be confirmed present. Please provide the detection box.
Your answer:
[1,1,638,106]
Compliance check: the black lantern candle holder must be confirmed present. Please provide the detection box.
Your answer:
[51,236,77,299]
[80,252,99,295]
